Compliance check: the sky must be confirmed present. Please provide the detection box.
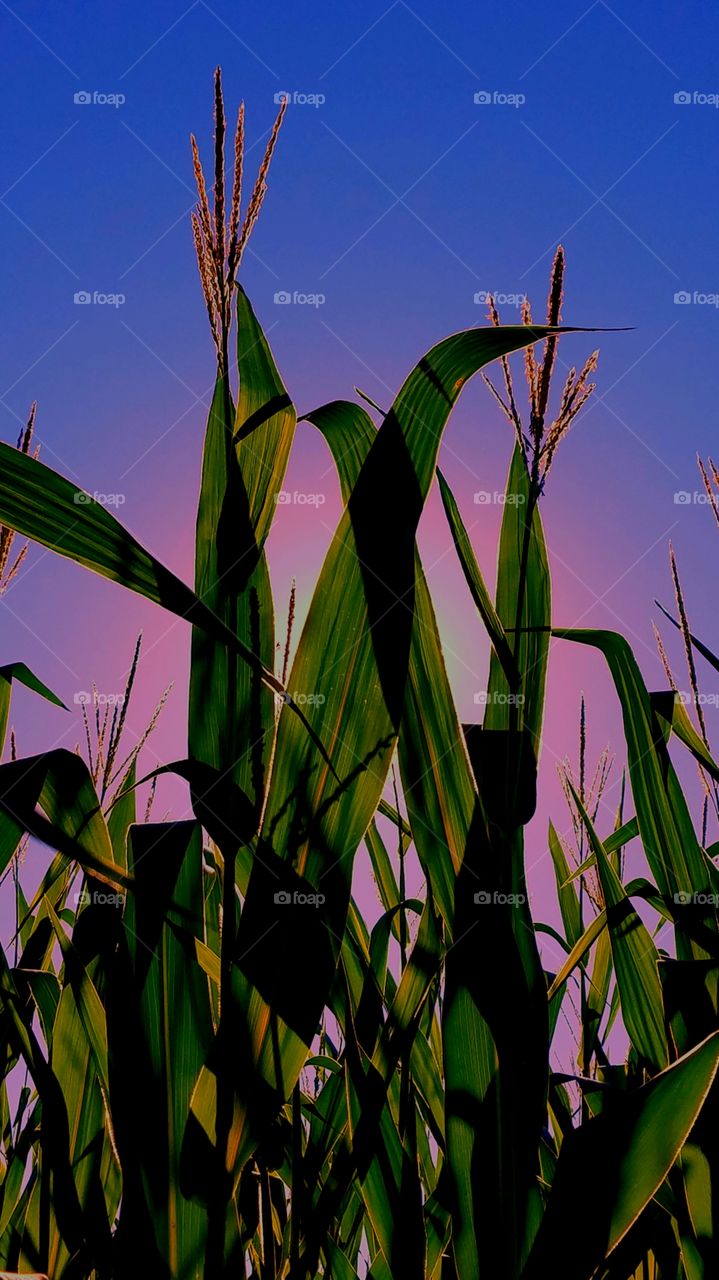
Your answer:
[1,0,718,965]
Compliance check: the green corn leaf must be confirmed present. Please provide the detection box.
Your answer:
[562,816,639,885]
[306,398,475,932]
[655,600,719,678]
[0,664,66,758]
[106,760,136,873]
[570,784,668,1072]
[0,442,289,704]
[444,441,552,1278]
[650,689,719,784]
[44,901,112,1102]
[548,819,582,948]
[555,629,719,960]
[109,821,214,1276]
[21,891,123,1278]
[202,324,570,1184]
[190,287,294,823]
[485,443,550,752]
[0,944,90,1272]
[522,1031,719,1280]
[436,468,519,688]
[0,751,127,895]
[233,284,296,548]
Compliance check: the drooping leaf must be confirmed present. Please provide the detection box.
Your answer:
[0,664,66,758]
[555,630,719,961]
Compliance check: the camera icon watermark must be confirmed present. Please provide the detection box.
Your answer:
[674,890,719,906]
[273,889,326,906]
[75,888,125,906]
[74,90,126,108]
[676,690,719,707]
[74,690,126,707]
[274,90,325,107]
[473,89,526,108]
[474,890,527,905]
[274,490,326,506]
[276,690,326,706]
[473,691,525,706]
[74,290,126,308]
[474,490,525,505]
[474,289,526,308]
[673,491,713,506]
[674,290,719,307]
[674,90,719,107]
[274,289,325,307]
[73,491,125,507]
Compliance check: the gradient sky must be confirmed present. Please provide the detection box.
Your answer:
[1,0,718,982]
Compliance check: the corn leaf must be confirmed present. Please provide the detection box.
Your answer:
[522,1031,719,1280]
[555,630,719,961]
[0,665,66,758]
[570,785,668,1072]
[194,324,569,1181]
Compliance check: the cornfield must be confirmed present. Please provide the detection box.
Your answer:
[0,71,717,1279]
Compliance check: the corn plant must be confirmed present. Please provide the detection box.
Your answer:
[0,70,717,1280]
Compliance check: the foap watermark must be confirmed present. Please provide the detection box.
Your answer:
[74,290,126,308]
[74,89,125,108]
[274,889,326,906]
[474,289,526,308]
[277,690,326,707]
[274,90,325,108]
[674,490,714,505]
[474,89,525,108]
[674,90,719,108]
[674,891,719,906]
[474,490,525,505]
[73,490,125,507]
[674,290,719,307]
[275,490,325,506]
[474,890,527,906]
[74,888,125,907]
[676,690,719,708]
[473,691,525,706]
[274,290,325,307]
[74,690,126,707]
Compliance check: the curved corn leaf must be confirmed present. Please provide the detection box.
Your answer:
[522,1031,719,1280]
[651,689,719,784]
[0,665,66,758]
[555,630,719,960]
[233,284,296,549]
[0,442,288,705]
[0,751,127,894]
[306,398,476,932]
